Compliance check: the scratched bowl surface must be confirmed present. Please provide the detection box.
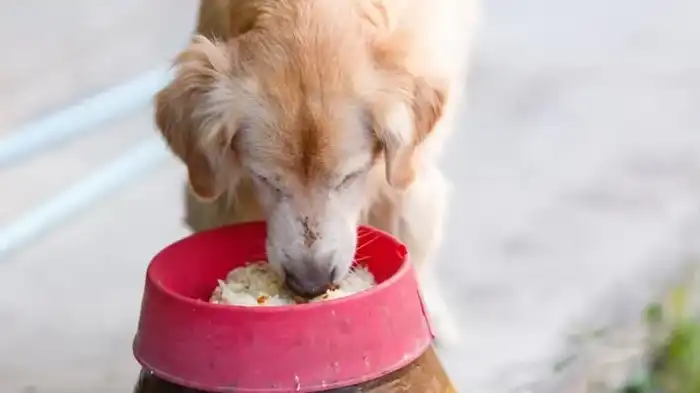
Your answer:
[133,222,433,392]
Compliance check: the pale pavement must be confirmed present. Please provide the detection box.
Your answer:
[1,0,699,392]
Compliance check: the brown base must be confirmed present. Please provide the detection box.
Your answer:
[133,347,455,393]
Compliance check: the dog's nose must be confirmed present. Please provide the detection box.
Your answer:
[284,261,335,298]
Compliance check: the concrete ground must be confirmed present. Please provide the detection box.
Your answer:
[1,0,699,392]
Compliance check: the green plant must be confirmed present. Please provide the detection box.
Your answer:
[622,284,700,393]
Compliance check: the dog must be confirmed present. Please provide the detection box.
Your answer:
[156,0,480,344]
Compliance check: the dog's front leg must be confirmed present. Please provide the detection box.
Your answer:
[395,164,462,347]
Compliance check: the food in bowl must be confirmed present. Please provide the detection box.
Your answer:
[210,262,376,306]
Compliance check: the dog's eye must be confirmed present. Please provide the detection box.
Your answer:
[335,170,364,190]
[251,173,284,195]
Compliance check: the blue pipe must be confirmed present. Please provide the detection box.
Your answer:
[0,137,169,261]
[0,67,172,167]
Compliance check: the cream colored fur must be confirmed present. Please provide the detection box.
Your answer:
[163,0,481,345]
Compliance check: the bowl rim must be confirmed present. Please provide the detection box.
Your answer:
[146,222,412,313]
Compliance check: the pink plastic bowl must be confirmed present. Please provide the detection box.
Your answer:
[133,222,433,392]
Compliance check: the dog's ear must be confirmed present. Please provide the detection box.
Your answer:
[371,76,446,189]
[155,35,242,201]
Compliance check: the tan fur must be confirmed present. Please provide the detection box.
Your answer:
[161,0,481,344]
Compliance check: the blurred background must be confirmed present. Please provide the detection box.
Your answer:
[1,0,699,392]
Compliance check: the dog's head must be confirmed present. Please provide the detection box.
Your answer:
[155,1,445,296]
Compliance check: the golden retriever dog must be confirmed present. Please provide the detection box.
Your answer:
[157,0,479,344]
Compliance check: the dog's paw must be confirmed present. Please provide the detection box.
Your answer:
[417,266,463,348]
[420,286,463,348]
[428,308,463,349]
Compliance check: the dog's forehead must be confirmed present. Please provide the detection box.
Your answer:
[237,30,376,181]
[250,98,371,180]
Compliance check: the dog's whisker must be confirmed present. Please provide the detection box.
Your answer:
[357,232,372,241]
[356,234,380,252]
[357,228,378,239]
[357,231,379,244]
[352,256,371,267]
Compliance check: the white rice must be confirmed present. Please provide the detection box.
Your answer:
[210,262,376,306]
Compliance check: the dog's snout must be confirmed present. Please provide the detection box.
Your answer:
[283,260,335,298]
